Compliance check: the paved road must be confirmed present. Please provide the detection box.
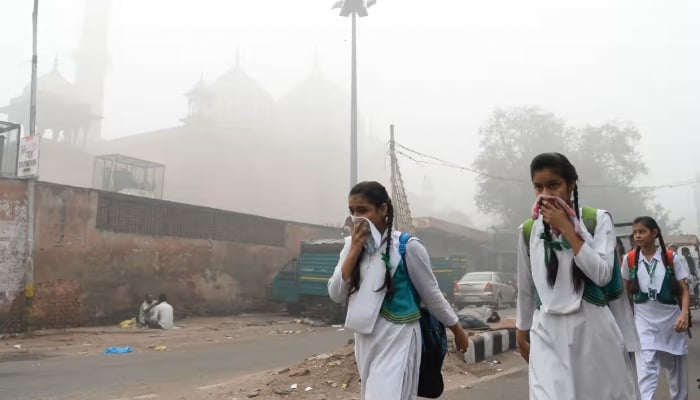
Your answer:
[0,308,517,400]
[444,310,700,400]
[3,306,697,400]
[0,328,353,400]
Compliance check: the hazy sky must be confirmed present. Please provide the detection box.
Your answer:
[2,0,699,232]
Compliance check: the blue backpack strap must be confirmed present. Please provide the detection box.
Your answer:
[398,232,447,358]
[399,232,412,259]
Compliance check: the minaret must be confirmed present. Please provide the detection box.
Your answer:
[74,0,112,145]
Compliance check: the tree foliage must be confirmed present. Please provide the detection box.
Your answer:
[473,106,681,232]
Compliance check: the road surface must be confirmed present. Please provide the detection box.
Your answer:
[2,307,697,400]
[0,327,353,400]
[0,307,517,400]
[444,310,700,400]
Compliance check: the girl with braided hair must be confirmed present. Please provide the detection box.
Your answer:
[621,216,690,400]
[516,153,638,399]
[328,181,468,400]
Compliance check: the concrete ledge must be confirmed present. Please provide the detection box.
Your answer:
[464,328,517,363]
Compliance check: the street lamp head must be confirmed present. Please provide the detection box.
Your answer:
[332,0,375,17]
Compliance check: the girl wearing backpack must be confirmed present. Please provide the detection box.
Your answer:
[515,153,638,399]
[327,181,469,400]
[621,216,690,400]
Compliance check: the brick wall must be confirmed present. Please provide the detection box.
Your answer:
[30,182,340,327]
[0,179,28,334]
[0,178,489,331]
[32,279,81,329]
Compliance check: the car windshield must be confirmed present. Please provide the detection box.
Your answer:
[461,273,492,282]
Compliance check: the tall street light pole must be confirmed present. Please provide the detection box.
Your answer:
[332,0,375,189]
[350,10,357,189]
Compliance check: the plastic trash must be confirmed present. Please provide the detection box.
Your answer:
[104,346,132,354]
[119,319,134,329]
[154,345,167,351]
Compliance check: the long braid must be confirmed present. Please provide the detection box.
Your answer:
[657,230,680,296]
[544,221,559,287]
[376,202,395,299]
[570,187,586,292]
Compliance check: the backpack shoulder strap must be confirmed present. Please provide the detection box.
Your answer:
[522,218,535,245]
[523,206,597,244]
[627,250,636,269]
[398,232,412,259]
[581,206,598,236]
[666,250,675,268]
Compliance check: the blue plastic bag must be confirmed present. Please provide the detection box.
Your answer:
[104,346,132,354]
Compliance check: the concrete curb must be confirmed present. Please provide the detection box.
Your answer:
[464,328,517,364]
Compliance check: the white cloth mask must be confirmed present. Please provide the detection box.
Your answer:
[350,216,382,254]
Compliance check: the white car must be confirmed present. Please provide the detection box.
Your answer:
[453,271,517,310]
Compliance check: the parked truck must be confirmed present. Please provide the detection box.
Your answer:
[268,239,468,323]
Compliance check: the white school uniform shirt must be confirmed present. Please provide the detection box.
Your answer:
[327,232,458,334]
[621,248,689,355]
[517,209,615,326]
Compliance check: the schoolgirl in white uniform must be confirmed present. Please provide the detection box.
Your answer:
[516,153,638,400]
[622,216,690,400]
[327,181,469,400]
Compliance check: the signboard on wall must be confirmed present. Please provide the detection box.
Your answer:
[17,135,39,178]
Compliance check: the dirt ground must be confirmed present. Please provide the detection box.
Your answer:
[0,313,326,360]
[0,313,519,399]
[182,343,522,400]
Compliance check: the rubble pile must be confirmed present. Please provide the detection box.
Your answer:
[230,341,482,399]
[247,344,358,399]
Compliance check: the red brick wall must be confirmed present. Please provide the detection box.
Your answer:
[30,182,340,327]
[32,279,81,329]
[0,179,491,332]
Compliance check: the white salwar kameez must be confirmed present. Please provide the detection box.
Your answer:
[622,249,690,400]
[516,210,637,400]
[328,232,458,400]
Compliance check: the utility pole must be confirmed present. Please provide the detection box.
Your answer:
[29,0,38,138]
[24,0,39,337]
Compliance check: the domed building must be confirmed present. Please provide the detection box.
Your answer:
[276,62,347,138]
[98,61,287,218]
[273,62,390,223]
[0,58,99,147]
[181,58,275,131]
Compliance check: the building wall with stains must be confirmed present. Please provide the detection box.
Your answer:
[0,179,29,333]
[0,178,492,331]
[0,179,340,330]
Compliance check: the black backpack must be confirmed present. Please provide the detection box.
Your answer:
[399,233,448,398]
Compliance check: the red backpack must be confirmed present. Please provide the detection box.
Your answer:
[626,249,674,269]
